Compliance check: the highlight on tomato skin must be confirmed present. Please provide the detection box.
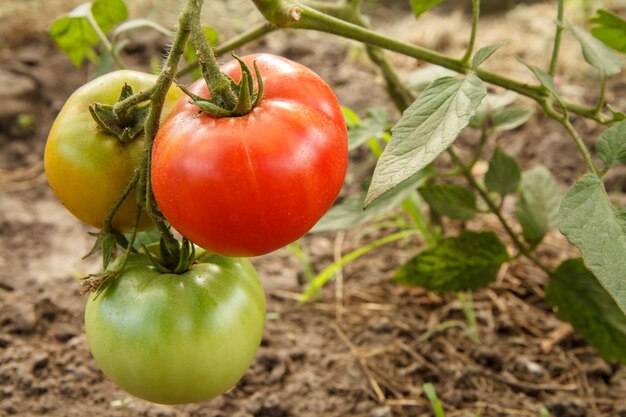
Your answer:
[151,53,349,257]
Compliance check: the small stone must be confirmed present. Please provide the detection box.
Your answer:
[370,406,392,417]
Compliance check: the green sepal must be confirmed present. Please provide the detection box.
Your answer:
[233,71,252,116]
[89,84,149,144]
[181,55,264,118]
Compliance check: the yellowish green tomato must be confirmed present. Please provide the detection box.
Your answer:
[44,70,183,230]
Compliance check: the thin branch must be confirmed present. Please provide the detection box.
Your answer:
[548,0,565,76]
[462,0,480,65]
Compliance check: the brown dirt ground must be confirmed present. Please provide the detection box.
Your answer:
[2,1,626,416]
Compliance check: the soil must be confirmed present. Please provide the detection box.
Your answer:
[1,1,626,416]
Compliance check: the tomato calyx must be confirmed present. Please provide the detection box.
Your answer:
[89,83,150,144]
[180,55,264,118]
[143,238,197,274]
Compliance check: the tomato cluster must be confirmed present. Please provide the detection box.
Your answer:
[44,54,347,404]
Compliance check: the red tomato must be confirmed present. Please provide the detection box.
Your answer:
[151,54,348,256]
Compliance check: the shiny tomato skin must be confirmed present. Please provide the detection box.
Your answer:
[151,54,348,256]
[44,70,182,230]
[84,250,265,404]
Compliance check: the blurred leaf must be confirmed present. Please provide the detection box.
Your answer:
[471,44,503,69]
[126,229,161,251]
[348,107,388,150]
[113,18,172,38]
[515,166,561,246]
[518,58,559,98]
[410,0,447,19]
[365,75,486,207]
[590,9,626,53]
[50,0,128,67]
[567,21,621,76]
[419,183,476,220]
[597,120,626,169]
[394,231,509,293]
[484,147,521,195]
[407,66,457,90]
[546,258,626,364]
[492,106,534,131]
[313,170,429,232]
[469,91,518,128]
[342,106,360,129]
[559,174,626,315]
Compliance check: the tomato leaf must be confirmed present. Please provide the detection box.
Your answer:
[492,106,534,131]
[590,9,626,54]
[515,166,561,247]
[484,147,521,195]
[348,107,388,150]
[409,0,447,19]
[49,0,128,67]
[597,120,626,169]
[567,21,622,76]
[546,259,626,365]
[365,75,486,208]
[394,231,509,293]
[471,44,503,70]
[559,174,626,315]
[313,170,429,232]
[418,183,477,220]
[517,58,559,98]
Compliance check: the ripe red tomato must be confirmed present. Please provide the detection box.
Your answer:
[152,53,348,256]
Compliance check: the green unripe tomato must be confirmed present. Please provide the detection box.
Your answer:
[85,249,266,404]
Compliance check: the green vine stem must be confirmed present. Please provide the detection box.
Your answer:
[548,0,564,76]
[177,23,276,77]
[188,1,238,109]
[541,101,600,176]
[461,0,480,66]
[251,0,618,124]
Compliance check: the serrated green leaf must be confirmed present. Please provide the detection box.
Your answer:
[518,58,559,98]
[591,9,626,53]
[597,120,626,169]
[419,183,477,220]
[484,148,521,195]
[365,75,486,207]
[471,44,503,69]
[394,231,509,293]
[559,174,626,315]
[515,166,561,246]
[49,0,128,68]
[492,106,534,131]
[546,258,626,364]
[410,0,447,19]
[313,170,429,232]
[568,21,622,76]
[348,107,388,150]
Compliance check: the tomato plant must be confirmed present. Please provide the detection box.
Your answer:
[85,247,266,404]
[44,70,182,231]
[151,53,348,257]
